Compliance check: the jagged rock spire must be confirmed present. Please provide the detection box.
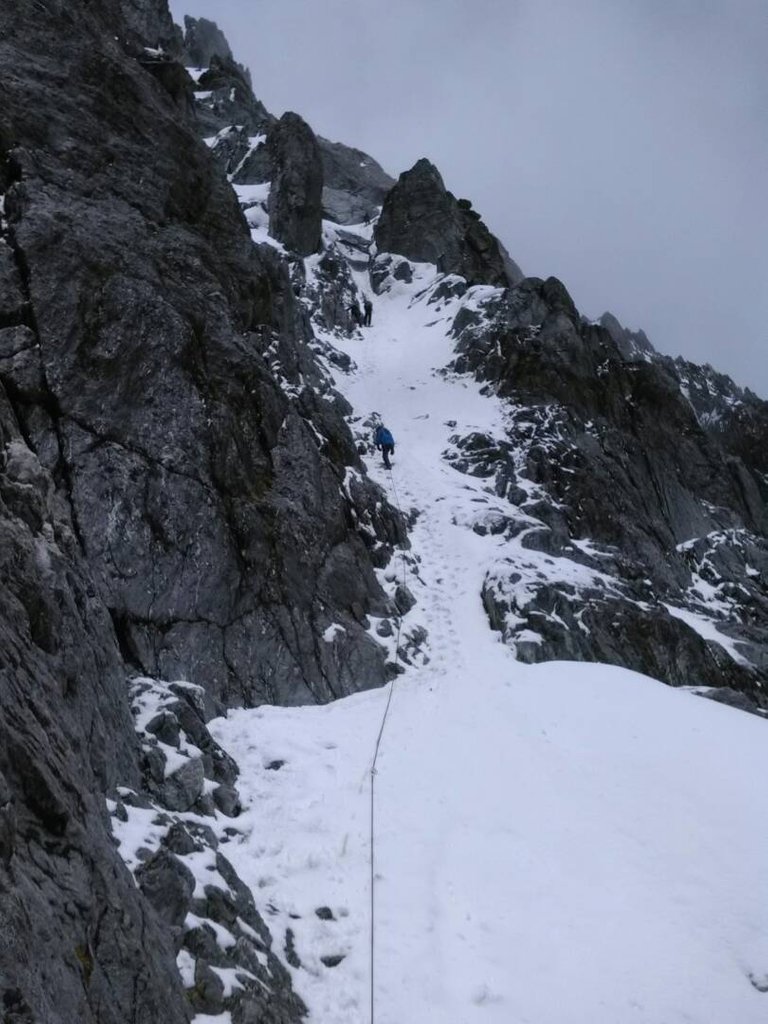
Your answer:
[374,158,522,287]
[599,311,656,360]
[267,112,324,256]
[181,15,233,67]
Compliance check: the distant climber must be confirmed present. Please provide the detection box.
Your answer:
[349,302,362,327]
[374,424,395,469]
[363,296,373,326]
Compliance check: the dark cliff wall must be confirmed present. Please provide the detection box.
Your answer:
[267,112,324,256]
[448,275,768,699]
[1,0,402,711]
[0,0,402,1017]
[0,390,191,1022]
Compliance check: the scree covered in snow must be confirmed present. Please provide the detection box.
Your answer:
[198,220,768,1023]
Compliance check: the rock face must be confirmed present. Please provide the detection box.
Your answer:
[0,1,405,1018]
[195,54,273,136]
[374,158,521,287]
[599,311,656,360]
[2,0,764,1019]
[119,0,182,56]
[184,31,392,230]
[600,312,768,498]
[2,0,403,711]
[302,243,368,337]
[445,276,768,701]
[672,356,768,491]
[109,677,308,1021]
[318,138,394,223]
[0,396,190,1021]
[182,14,233,67]
[268,112,324,256]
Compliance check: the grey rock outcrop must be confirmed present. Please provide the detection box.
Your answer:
[268,112,324,256]
[119,0,182,56]
[302,243,367,336]
[0,768,16,866]
[671,357,768,496]
[0,241,25,323]
[599,311,655,361]
[498,239,525,292]
[195,55,273,136]
[374,158,521,287]
[0,0,407,1017]
[229,129,392,228]
[182,15,234,67]
[208,124,253,176]
[230,128,392,228]
[111,676,307,1020]
[596,313,768,503]
[231,134,274,183]
[2,0,404,711]
[136,848,196,929]
[448,275,768,702]
[698,686,764,716]
[318,138,394,224]
[0,395,190,1020]
[138,50,197,118]
[182,21,396,235]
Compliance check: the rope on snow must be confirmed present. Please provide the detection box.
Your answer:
[368,459,409,1024]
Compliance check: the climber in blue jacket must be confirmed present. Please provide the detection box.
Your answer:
[373,424,395,469]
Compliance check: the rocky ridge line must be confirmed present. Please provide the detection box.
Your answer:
[444,274,768,704]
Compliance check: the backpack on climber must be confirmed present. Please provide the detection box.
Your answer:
[373,424,395,469]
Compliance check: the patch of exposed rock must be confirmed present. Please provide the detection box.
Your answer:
[109,677,308,1021]
[318,138,394,224]
[2,0,406,710]
[230,129,273,183]
[0,393,192,1021]
[119,0,183,57]
[374,158,522,288]
[0,0,407,1017]
[195,55,273,136]
[672,357,768,496]
[268,112,323,256]
[446,275,768,703]
[182,21,396,234]
[301,243,368,338]
[599,310,768,500]
[182,14,234,68]
[599,311,656,361]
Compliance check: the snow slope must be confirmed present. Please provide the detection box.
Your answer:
[208,236,768,1023]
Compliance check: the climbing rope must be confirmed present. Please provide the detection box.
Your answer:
[368,459,409,1024]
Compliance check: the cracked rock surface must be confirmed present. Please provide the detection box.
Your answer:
[447,276,768,701]
[374,158,522,288]
[1,0,403,709]
[0,0,405,1019]
[0,385,190,1021]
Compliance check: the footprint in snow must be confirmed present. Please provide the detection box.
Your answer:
[471,985,504,1006]
[320,954,346,968]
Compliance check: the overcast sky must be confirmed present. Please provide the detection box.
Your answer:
[170,0,768,395]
